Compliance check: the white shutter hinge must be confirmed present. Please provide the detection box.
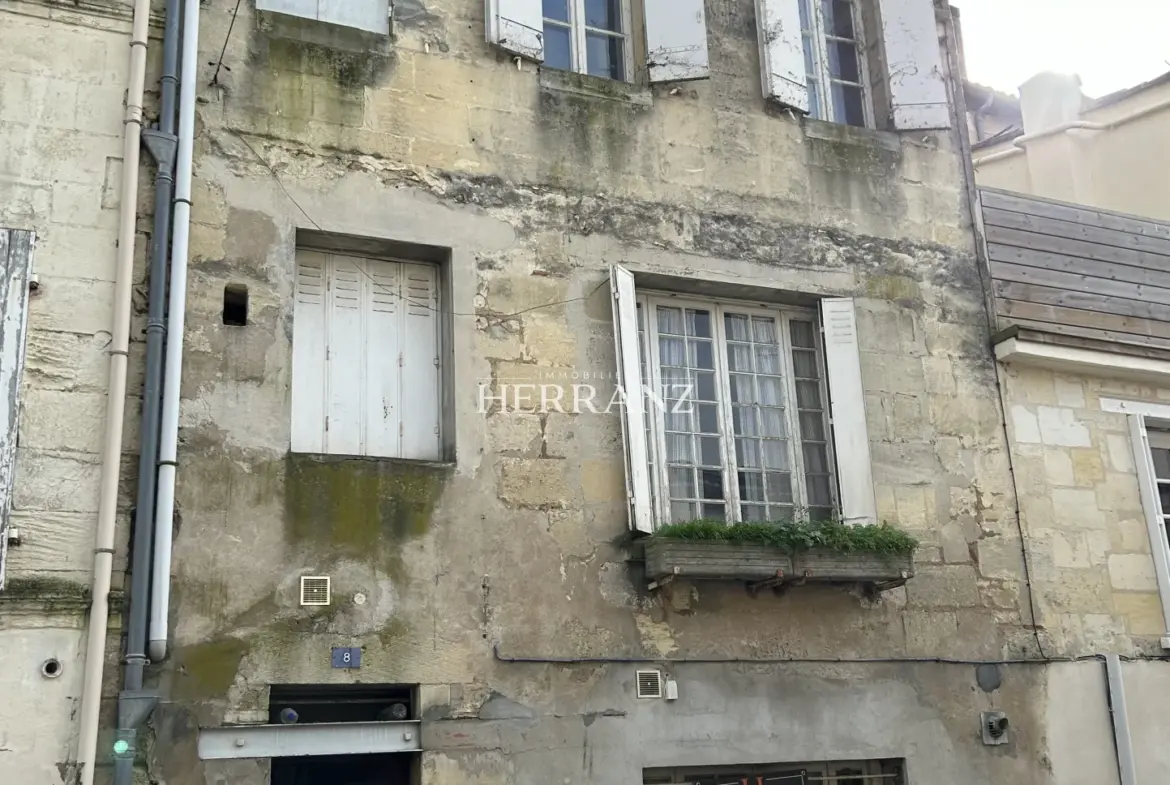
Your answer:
[398,353,404,368]
[325,417,330,432]
[433,356,439,367]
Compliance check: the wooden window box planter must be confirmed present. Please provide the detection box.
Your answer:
[644,539,913,593]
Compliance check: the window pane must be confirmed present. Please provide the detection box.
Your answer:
[828,40,861,82]
[725,313,750,341]
[739,471,766,502]
[585,0,622,31]
[808,474,833,506]
[658,306,684,335]
[790,320,816,348]
[742,504,767,522]
[802,35,815,73]
[664,402,690,431]
[832,82,867,127]
[733,407,759,437]
[808,79,822,119]
[727,343,753,372]
[755,345,781,374]
[730,374,756,404]
[823,0,855,37]
[694,371,716,401]
[798,0,811,28]
[736,438,761,469]
[808,505,834,522]
[687,309,712,338]
[671,501,697,522]
[1160,483,1170,514]
[800,411,827,441]
[586,32,625,80]
[758,376,784,406]
[543,24,572,70]
[760,408,787,438]
[762,440,790,470]
[1153,448,1170,480]
[689,340,714,370]
[803,442,830,473]
[796,379,823,409]
[698,404,719,434]
[669,467,695,498]
[701,470,723,500]
[767,472,793,503]
[543,0,569,22]
[660,337,685,366]
[666,433,692,464]
[702,502,726,520]
[792,350,819,379]
[699,436,722,466]
[752,316,777,343]
[767,505,795,521]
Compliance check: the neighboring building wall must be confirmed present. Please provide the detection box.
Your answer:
[0,2,150,782]
[975,74,1170,221]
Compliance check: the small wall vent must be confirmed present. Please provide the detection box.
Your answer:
[636,670,663,699]
[300,576,331,606]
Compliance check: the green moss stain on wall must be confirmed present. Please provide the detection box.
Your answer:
[284,455,448,559]
[174,638,249,700]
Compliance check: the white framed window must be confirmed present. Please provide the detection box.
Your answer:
[256,0,389,34]
[291,250,442,461]
[1147,429,1170,540]
[638,294,835,524]
[611,266,877,533]
[800,0,870,126]
[542,0,632,80]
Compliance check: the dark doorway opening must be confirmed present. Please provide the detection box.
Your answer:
[271,753,413,785]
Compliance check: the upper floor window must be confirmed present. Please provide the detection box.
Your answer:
[291,250,443,461]
[542,0,629,80]
[801,0,869,126]
[644,758,906,785]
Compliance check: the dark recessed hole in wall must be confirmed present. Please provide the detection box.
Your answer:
[223,284,248,326]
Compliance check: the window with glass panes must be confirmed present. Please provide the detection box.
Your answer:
[1147,430,1170,551]
[643,758,905,785]
[800,0,869,126]
[638,295,836,525]
[542,0,628,80]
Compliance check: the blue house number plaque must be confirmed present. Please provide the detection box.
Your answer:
[331,647,362,668]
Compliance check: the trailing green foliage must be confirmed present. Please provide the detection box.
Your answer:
[651,519,919,554]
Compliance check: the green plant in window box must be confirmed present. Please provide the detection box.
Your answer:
[650,519,918,555]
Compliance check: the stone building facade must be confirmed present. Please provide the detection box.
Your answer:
[2,0,1170,784]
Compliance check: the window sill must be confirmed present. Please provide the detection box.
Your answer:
[803,118,901,153]
[538,67,653,107]
[287,451,455,471]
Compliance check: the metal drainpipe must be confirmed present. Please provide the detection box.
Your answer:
[112,0,182,778]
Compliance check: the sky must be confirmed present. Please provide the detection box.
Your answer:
[960,0,1170,98]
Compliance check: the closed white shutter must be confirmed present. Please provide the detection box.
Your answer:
[485,0,545,61]
[755,0,809,112]
[293,252,441,460]
[398,263,441,460]
[611,265,654,533]
[0,230,34,591]
[820,298,876,526]
[325,256,366,456]
[878,0,951,129]
[291,251,329,454]
[258,0,389,34]
[644,0,711,83]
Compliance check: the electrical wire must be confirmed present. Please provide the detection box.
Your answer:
[230,129,608,324]
[210,0,243,87]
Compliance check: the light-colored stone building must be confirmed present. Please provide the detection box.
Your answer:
[3,0,1170,784]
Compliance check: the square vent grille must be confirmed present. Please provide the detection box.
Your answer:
[636,670,663,699]
[300,576,331,606]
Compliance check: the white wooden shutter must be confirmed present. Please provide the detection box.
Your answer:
[326,256,365,456]
[644,0,711,83]
[291,251,329,454]
[0,230,34,590]
[363,259,402,459]
[820,298,876,526]
[755,0,809,112]
[611,265,653,534]
[258,0,390,34]
[398,263,441,460]
[1129,417,1170,634]
[878,0,951,129]
[486,0,545,61]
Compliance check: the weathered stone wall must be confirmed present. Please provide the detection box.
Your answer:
[1004,364,1170,654]
[0,2,152,781]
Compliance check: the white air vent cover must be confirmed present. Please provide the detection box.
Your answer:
[300,576,331,606]
[636,670,663,699]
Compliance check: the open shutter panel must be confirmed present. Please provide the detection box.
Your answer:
[0,230,33,591]
[399,263,442,460]
[611,265,654,534]
[291,251,329,454]
[643,0,711,83]
[486,0,545,61]
[755,0,809,112]
[820,298,876,526]
[878,0,951,129]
